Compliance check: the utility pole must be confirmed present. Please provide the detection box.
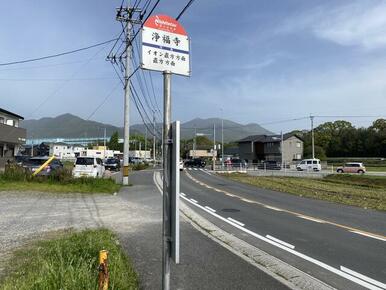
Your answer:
[112,3,141,185]
[145,126,147,159]
[281,130,284,169]
[103,127,106,159]
[310,115,315,159]
[193,126,197,158]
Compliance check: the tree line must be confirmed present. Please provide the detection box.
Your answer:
[294,119,386,158]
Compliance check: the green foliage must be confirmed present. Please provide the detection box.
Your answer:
[131,163,149,171]
[302,118,386,157]
[0,229,139,290]
[0,167,120,193]
[109,131,121,151]
[303,145,327,160]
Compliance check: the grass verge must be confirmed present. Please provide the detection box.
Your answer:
[221,173,386,211]
[0,228,138,290]
[0,165,121,194]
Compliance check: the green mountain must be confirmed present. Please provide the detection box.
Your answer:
[21,114,273,142]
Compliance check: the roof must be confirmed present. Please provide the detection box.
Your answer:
[238,133,303,143]
[0,108,24,120]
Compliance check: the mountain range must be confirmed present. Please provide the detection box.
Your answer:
[21,113,273,142]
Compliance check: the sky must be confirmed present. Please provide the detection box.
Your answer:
[1,0,386,134]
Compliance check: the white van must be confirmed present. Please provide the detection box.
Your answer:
[296,158,321,171]
[73,157,105,178]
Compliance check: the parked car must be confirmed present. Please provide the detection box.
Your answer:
[336,163,366,174]
[230,158,248,168]
[23,156,63,176]
[129,157,143,164]
[104,158,121,171]
[296,159,321,171]
[73,157,105,178]
[184,158,206,168]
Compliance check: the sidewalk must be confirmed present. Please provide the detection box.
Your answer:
[114,170,288,290]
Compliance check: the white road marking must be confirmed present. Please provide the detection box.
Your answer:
[180,195,385,290]
[204,206,216,213]
[188,168,192,171]
[241,198,256,204]
[153,172,163,194]
[200,169,212,176]
[340,266,386,289]
[180,192,186,197]
[350,230,386,242]
[190,198,198,203]
[194,168,198,171]
[227,217,245,227]
[264,205,283,212]
[266,235,295,249]
[297,215,325,224]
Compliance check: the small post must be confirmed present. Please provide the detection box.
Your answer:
[98,250,109,290]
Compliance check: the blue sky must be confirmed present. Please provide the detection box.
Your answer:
[1,0,386,134]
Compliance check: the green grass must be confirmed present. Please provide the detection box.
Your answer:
[222,173,386,211]
[0,229,139,290]
[366,166,386,172]
[0,165,121,194]
[0,178,121,194]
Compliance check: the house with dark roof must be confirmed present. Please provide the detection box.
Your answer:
[237,133,303,164]
[0,108,26,167]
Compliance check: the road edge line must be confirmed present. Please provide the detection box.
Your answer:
[179,200,336,290]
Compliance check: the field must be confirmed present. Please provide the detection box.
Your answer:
[0,229,138,290]
[222,173,386,211]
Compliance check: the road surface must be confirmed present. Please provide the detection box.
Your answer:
[180,168,386,290]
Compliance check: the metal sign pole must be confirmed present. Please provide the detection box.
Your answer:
[162,71,172,290]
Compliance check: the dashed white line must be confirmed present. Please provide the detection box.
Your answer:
[204,206,216,213]
[266,235,295,249]
[180,195,385,290]
[189,198,198,203]
[188,168,192,171]
[297,215,325,224]
[350,230,386,242]
[180,192,186,197]
[264,205,283,212]
[227,217,245,227]
[194,168,198,171]
[340,266,386,289]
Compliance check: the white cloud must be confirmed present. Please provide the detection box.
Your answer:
[280,1,386,50]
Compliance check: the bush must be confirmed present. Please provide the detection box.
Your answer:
[1,164,31,182]
[131,163,149,171]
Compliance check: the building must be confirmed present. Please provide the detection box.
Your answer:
[0,108,26,166]
[49,143,85,160]
[237,133,303,164]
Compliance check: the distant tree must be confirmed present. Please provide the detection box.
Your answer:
[109,131,120,151]
[303,145,326,160]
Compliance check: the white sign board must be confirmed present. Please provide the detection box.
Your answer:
[141,15,190,76]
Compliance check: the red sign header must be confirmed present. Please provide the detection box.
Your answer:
[143,14,187,36]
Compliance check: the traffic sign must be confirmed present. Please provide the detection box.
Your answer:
[141,15,190,76]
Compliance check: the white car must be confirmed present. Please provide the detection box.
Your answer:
[73,157,105,178]
[179,160,184,171]
[296,158,321,171]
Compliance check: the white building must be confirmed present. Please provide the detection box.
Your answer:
[49,143,85,160]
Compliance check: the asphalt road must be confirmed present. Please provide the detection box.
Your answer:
[181,168,386,290]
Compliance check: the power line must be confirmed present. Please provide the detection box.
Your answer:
[0,38,118,66]
[176,0,196,20]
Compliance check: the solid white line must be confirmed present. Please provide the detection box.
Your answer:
[297,215,325,224]
[340,266,386,289]
[204,206,216,213]
[350,230,386,242]
[266,235,295,249]
[190,198,198,203]
[227,217,245,227]
[264,205,283,212]
[180,195,384,290]
[180,192,186,197]
[153,172,163,194]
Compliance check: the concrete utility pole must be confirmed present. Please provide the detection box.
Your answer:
[162,71,172,290]
[145,126,147,159]
[221,116,224,166]
[281,130,284,168]
[310,115,315,159]
[193,126,197,158]
[122,3,133,185]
